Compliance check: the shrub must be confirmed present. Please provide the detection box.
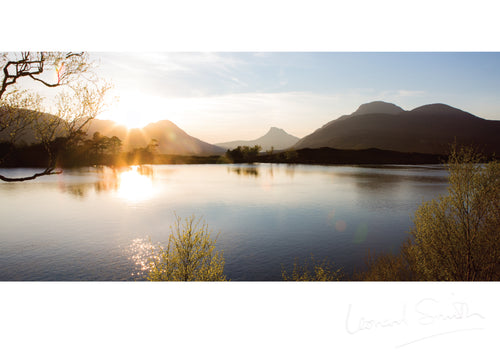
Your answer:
[282,255,343,281]
[354,249,415,281]
[146,215,226,281]
[406,146,500,280]
[359,146,500,281]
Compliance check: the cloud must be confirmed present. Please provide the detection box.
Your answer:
[94,52,251,98]
[96,52,243,74]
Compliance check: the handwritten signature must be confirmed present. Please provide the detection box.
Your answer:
[345,297,485,348]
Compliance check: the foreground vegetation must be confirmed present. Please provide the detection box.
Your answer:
[355,146,500,281]
[146,215,226,281]
[281,256,344,281]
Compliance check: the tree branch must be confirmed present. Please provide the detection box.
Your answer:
[28,74,61,87]
[1,54,44,98]
[0,168,62,182]
[65,52,84,59]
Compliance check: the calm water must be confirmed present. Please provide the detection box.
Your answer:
[0,164,449,280]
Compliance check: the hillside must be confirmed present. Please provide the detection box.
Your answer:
[294,101,500,155]
[0,109,225,156]
[0,108,61,145]
[88,119,225,155]
[216,127,299,151]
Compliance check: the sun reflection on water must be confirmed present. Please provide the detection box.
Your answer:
[126,237,155,278]
[117,165,155,202]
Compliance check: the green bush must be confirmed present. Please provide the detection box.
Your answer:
[353,249,414,281]
[282,255,343,281]
[406,146,500,280]
[146,215,226,281]
[358,146,500,281]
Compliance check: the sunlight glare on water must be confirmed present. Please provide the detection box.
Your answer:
[117,165,154,202]
[126,237,156,279]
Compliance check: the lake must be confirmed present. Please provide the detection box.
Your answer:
[0,164,449,280]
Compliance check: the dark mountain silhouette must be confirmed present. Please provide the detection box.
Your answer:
[350,101,405,116]
[88,119,225,155]
[216,127,299,151]
[0,109,225,155]
[294,101,500,154]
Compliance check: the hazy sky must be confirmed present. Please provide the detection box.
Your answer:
[91,52,500,143]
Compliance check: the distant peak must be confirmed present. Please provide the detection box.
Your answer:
[352,101,405,116]
[144,119,178,129]
[268,126,286,133]
[153,119,175,126]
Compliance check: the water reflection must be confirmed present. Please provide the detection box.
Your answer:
[59,165,155,201]
[332,165,448,192]
[228,166,260,177]
[126,237,154,278]
[117,165,154,202]
[227,164,298,179]
[0,163,451,280]
[284,165,296,179]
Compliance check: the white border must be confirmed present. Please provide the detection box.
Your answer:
[2,1,499,358]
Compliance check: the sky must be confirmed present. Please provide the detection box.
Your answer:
[5,1,500,145]
[90,52,500,144]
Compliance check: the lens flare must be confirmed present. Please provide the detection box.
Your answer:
[335,220,347,232]
[55,62,65,84]
[354,223,369,243]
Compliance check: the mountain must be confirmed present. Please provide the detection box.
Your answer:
[88,119,225,155]
[0,109,225,155]
[350,101,405,116]
[294,101,500,155]
[216,127,300,151]
[0,108,60,145]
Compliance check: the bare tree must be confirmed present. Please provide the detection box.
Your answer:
[0,52,110,182]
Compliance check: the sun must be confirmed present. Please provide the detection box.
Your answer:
[102,91,171,129]
[103,102,150,129]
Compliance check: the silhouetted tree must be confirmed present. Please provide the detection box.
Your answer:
[146,138,159,154]
[0,52,110,182]
[108,136,122,156]
[226,145,261,163]
[91,132,107,156]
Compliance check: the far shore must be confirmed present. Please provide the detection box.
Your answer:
[2,145,498,169]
